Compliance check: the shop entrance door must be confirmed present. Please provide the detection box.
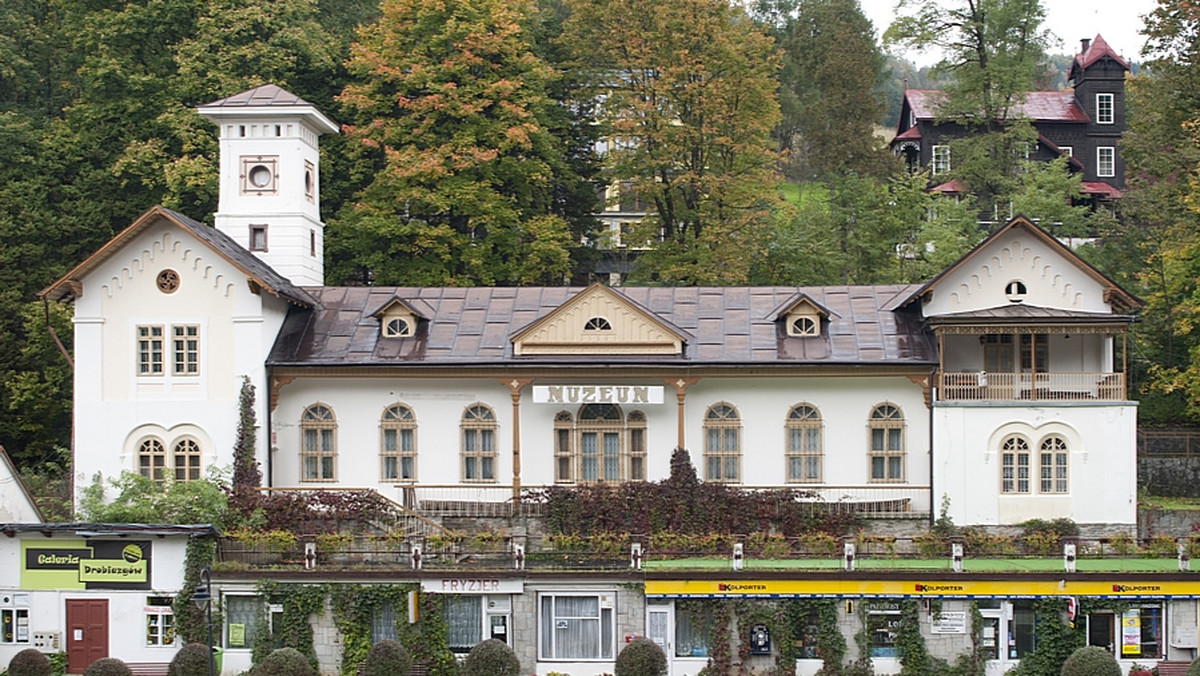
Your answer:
[646,601,674,676]
[66,599,108,674]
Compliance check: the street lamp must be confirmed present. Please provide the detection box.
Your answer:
[192,567,215,676]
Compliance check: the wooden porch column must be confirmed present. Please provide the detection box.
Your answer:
[502,378,534,503]
[665,377,699,451]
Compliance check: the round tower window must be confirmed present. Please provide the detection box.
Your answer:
[157,269,180,293]
[248,165,273,188]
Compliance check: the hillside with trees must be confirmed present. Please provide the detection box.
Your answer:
[1,0,1197,513]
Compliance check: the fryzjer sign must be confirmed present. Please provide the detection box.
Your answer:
[532,385,664,405]
[21,540,151,590]
[645,579,1200,599]
[421,578,523,594]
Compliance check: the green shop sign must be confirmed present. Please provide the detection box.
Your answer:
[21,540,151,590]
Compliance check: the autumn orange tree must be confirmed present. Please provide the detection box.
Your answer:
[331,0,580,286]
[563,0,784,285]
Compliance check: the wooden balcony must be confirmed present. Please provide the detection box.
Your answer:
[939,372,1126,402]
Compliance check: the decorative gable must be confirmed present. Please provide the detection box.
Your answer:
[369,297,427,338]
[511,284,686,356]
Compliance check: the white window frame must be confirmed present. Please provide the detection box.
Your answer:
[932,145,950,175]
[1097,147,1115,178]
[1096,93,1114,124]
[145,597,175,647]
[538,592,616,661]
[0,595,31,645]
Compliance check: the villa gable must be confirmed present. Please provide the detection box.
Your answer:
[511,284,687,356]
[904,217,1139,319]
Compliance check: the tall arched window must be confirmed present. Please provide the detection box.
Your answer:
[554,411,574,483]
[868,404,904,482]
[579,404,623,482]
[381,404,417,481]
[138,438,166,483]
[1039,436,1069,494]
[628,411,647,481]
[301,404,337,482]
[461,404,497,482]
[1001,436,1031,494]
[172,438,202,482]
[704,403,741,483]
[786,404,822,483]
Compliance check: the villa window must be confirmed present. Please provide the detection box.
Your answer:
[138,438,167,483]
[868,404,904,482]
[786,404,823,483]
[381,404,417,481]
[301,404,337,481]
[579,404,623,482]
[1001,436,1031,494]
[1098,147,1115,178]
[462,404,497,482]
[172,439,202,482]
[1039,436,1069,494]
[704,403,741,483]
[1097,93,1114,124]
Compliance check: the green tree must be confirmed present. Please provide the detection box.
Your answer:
[331,0,575,286]
[756,0,894,179]
[564,0,784,285]
[78,472,230,526]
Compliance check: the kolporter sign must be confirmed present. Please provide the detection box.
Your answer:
[645,579,1200,599]
[21,540,151,590]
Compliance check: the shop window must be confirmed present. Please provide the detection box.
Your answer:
[444,595,484,653]
[1087,606,1162,659]
[145,596,175,646]
[0,605,29,644]
[867,601,901,657]
[539,593,615,660]
[370,600,398,645]
[674,602,713,658]
[225,596,265,649]
[792,607,820,659]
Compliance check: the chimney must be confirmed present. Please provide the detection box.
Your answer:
[1080,38,1091,54]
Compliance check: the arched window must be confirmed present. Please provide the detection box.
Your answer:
[579,404,623,482]
[790,316,818,337]
[554,411,574,483]
[461,404,497,482]
[704,403,741,483]
[786,404,822,483]
[584,317,612,331]
[381,404,417,481]
[138,438,166,483]
[173,439,202,482]
[383,317,412,338]
[628,411,647,481]
[868,404,904,482]
[1001,436,1031,494]
[301,404,337,482]
[1039,436,1069,494]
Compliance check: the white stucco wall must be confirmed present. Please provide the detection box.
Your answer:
[72,223,285,504]
[922,232,1113,317]
[933,402,1138,527]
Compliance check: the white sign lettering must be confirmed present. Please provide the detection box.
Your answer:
[421,578,524,594]
[533,385,664,405]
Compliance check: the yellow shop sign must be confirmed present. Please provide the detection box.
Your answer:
[645,579,1200,598]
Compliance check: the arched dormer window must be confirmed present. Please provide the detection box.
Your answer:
[384,317,413,338]
[584,317,613,331]
[790,316,818,337]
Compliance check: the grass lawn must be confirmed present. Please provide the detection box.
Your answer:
[1141,494,1200,510]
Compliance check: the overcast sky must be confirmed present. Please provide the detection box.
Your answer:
[858,0,1160,66]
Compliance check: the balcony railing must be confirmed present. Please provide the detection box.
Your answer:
[939,372,1125,402]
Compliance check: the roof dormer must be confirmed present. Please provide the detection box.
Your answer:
[771,293,834,338]
[511,284,689,356]
[370,297,428,338]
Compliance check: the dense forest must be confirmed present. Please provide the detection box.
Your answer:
[3,0,1200,503]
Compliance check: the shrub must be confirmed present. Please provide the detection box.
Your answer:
[168,642,211,676]
[1060,645,1120,676]
[461,638,520,676]
[8,648,52,676]
[82,658,132,676]
[252,648,315,676]
[1188,656,1200,676]
[615,637,667,676]
[361,639,411,676]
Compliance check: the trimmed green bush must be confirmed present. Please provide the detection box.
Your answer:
[1188,656,1200,676]
[168,642,211,676]
[252,647,315,676]
[8,648,52,676]
[615,637,667,676]
[361,639,411,676]
[462,639,520,676]
[1060,645,1120,676]
[82,658,132,676]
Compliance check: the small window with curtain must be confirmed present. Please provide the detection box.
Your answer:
[444,595,484,653]
[538,593,615,661]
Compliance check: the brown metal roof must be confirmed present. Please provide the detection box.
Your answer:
[268,285,938,368]
[200,84,312,108]
[925,304,1136,324]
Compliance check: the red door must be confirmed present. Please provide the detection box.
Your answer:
[66,599,108,674]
